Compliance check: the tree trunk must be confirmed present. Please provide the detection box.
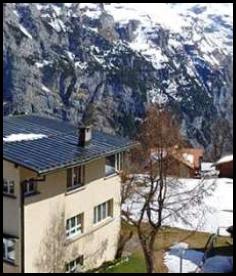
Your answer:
[142,245,155,273]
[145,253,155,273]
[115,231,133,259]
[115,245,125,260]
[138,229,157,273]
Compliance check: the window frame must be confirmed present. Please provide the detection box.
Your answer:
[65,256,84,273]
[94,199,113,224]
[24,179,38,197]
[66,214,84,239]
[105,152,123,177]
[3,179,15,196]
[3,238,15,263]
[67,166,85,191]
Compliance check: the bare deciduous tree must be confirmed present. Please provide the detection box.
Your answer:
[120,104,214,273]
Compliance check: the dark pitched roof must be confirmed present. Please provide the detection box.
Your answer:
[3,115,138,174]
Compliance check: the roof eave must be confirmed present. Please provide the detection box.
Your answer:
[38,142,139,175]
[4,142,139,176]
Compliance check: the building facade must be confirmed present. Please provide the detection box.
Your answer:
[149,147,204,178]
[3,115,137,273]
[215,155,233,178]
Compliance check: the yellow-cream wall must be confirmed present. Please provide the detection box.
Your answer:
[3,240,21,274]
[3,160,21,237]
[3,160,21,273]
[65,160,121,270]
[3,261,19,274]
[20,158,121,273]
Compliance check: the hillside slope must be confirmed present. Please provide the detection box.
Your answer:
[3,3,233,156]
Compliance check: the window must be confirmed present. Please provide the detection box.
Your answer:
[94,199,113,224]
[3,179,15,196]
[24,180,37,196]
[66,256,84,273]
[67,166,85,191]
[105,155,116,176]
[66,214,84,238]
[105,153,123,177]
[116,152,124,171]
[3,238,15,263]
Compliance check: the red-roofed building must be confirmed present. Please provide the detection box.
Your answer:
[169,148,204,178]
[215,155,233,178]
[149,147,204,178]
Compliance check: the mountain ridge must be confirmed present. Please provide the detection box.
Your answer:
[3,3,233,158]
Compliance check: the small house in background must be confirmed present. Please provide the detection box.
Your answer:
[169,148,204,178]
[150,147,204,178]
[215,155,233,178]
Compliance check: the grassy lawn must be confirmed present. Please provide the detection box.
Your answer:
[103,253,146,273]
[102,224,233,273]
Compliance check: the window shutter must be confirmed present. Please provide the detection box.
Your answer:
[67,169,72,188]
[82,165,85,185]
[77,166,81,185]
[120,152,124,170]
[108,199,113,217]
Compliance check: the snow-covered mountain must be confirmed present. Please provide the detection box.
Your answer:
[3,3,233,157]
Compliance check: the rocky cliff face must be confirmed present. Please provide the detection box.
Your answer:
[3,3,233,156]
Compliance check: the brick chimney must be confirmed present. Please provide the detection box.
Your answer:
[78,125,92,147]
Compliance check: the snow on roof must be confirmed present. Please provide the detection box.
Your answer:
[216,155,233,165]
[182,153,194,165]
[3,134,47,143]
[170,148,203,169]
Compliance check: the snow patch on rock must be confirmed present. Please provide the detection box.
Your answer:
[18,24,32,39]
